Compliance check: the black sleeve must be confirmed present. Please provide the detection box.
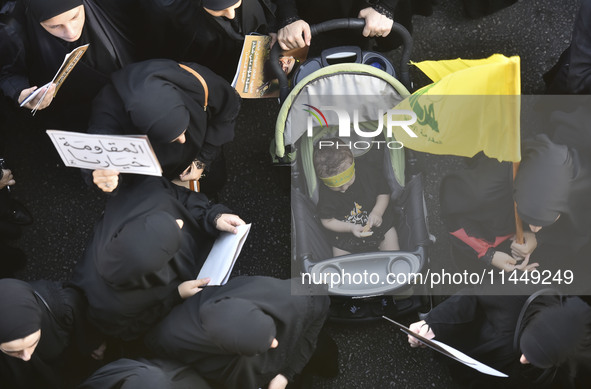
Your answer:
[0,6,30,102]
[170,181,233,237]
[61,285,104,356]
[274,0,301,29]
[364,0,399,19]
[425,293,480,342]
[279,295,330,382]
[196,142,220,168]
[567,0,591,94]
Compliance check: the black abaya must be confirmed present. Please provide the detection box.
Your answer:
[71,175,231,341]
[140,0,275,82]
[425,288,591,388]
[146,276,330,389]
[78,358,212,389]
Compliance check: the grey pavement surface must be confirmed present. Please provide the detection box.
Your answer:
[1,0,580,387]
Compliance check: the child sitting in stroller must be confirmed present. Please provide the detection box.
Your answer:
[313,138,400,256]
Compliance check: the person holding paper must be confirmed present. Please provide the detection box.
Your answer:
[0,0,143,127]
[87,59,240,197]
[71,175,245,342]
[146,276,332,389]
[407,289,591,388]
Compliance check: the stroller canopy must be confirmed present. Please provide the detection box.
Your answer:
[274,62,410,158]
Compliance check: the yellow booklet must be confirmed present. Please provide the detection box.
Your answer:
[231,35,307,98]
[21,44,89,114]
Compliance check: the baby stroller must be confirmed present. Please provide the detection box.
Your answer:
[271,20,432,321]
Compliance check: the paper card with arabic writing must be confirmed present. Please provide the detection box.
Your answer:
[46,130,162,176]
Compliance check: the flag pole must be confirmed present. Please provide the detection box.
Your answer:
[512,162,524,244]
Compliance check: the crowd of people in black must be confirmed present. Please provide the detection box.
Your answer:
[1,0,591,388]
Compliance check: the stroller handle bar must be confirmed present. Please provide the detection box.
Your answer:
[271,18,413,102]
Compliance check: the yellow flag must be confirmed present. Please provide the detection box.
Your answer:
[390,54,521,162]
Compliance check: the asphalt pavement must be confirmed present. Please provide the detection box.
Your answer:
[0,0,580,387]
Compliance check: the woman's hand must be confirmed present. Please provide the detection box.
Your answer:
[358,7,393,38]
[178,278,210,299]
[408,320,435,348]
[277,20,311,50]
[492,251,539,272]
[215,214,245,234]
[0,169,15,189]
[511,231,537,259]
[92,169,120,192]
[514,254,539,272]
[18,84,56,110]
[179,161,204,182]
[268,374,288,389]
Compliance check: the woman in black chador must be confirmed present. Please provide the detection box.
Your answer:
[87,58,240,196]
[407,287,591,388]
[440,134,591,287]
[0,0,143,127]
[71,175,244,342]
[146,276,330,389]
[0,278,103,389]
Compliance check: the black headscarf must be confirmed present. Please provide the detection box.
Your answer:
[520,297,591,369]
[202,0,240,11]
[26,0,83,22]
[71,176,231,341]
[514,134,591,252]
[98,212,183,289]
[200,297,276,356]
[146,276,329,388]
[0,280,91,389]
[0,279,42,344]
[90,59,240,178]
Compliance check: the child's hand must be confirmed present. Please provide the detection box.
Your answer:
[351,224,365,238]
[368,212,383,228]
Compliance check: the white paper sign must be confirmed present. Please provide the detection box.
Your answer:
[197,223,252,285]
[47,130,162,176]
[383,316,509,378]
